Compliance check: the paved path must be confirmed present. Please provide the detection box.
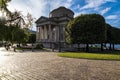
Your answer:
[0,47,120,80]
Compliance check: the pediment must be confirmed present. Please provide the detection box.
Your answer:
[35,16,49,23]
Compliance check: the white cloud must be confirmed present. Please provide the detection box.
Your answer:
[64,0,73,8]
[80,0,116,10]
[100,7,111,15]
[7,0,48,19]
[75,0,116,18]
[106,18,120,27]
[7,0,74,31]
[106,0,117,2]
[7,0,48,31]
[74,11,89,17]
[49,0,73,11]
[106,15,118,19]
[73,4,81,11]
[8,0,73,18]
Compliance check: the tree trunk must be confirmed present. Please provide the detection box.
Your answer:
[32,43,34,52]
[13,46,16,52]
[86,44,89,52]
[109,43,112,50]
[101,43,103,51]
[18,43,20,47]
[104,43,106,49]
[78,44,79,51]
[2,41,3,47]
[112,43,115,50]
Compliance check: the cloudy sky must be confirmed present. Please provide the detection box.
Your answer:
[7,0,120,31]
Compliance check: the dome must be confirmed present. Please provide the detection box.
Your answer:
[50,6,74,18]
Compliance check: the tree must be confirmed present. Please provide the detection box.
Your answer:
[0,0,33,29]
[0,0,12,17]
[0,0,33,49]
[106,24,120,50]
[28,33,36,43]
[66,14,106,51]
[0,22,29,45]
[0,17,8,41]
[8,11,25,26]
[0,17,5,40]
[10,26,29,45]
[106,24,114,50]
[25,13,34,29]
[14,27,29,44]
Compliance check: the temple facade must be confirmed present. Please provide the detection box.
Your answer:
[35,6,74,49]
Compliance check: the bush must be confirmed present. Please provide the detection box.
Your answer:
[35,43,43,49]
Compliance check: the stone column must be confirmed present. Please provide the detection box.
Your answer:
[49,24,52,41]
[39,27,41,41]
[58,25,61,41]
[44,25,47,39]
[55,25,59,42]
[55,26,57,41]
[46,25,48,39]
[36,27,39,42]
[41,26,44,40]
[63,27,65,41]
[46,25,48,40]
[39,27,42,40]
[42,26,44,40]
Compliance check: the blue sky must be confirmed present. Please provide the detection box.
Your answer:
[7,0,120,31]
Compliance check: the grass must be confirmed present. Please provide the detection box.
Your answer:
[58,52,120,60]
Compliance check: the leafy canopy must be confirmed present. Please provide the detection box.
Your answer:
[66,14,106,44]
[106,23,120,44]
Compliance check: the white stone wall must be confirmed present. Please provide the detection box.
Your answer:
[36,7,74,45]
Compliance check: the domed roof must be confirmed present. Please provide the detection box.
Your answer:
[50,6,74,18]
[50,6,74,14]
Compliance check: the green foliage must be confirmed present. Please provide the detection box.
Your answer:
[106,24,120,44]
[0,0,12,16]
[12,27,30,43]
[0,17,7,40]
[0,0,2,6]
[28,33,36,43]
[0,0,33,29]
[66,14,106,44]
[106,24,115,43]
[0,0,11,8]
[35,43,43,49]
[0,18,30,44]
[0,0,33,44]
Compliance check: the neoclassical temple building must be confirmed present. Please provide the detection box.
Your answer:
[36,6,74,49]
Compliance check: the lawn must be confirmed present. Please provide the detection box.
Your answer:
[58,52,120,60]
